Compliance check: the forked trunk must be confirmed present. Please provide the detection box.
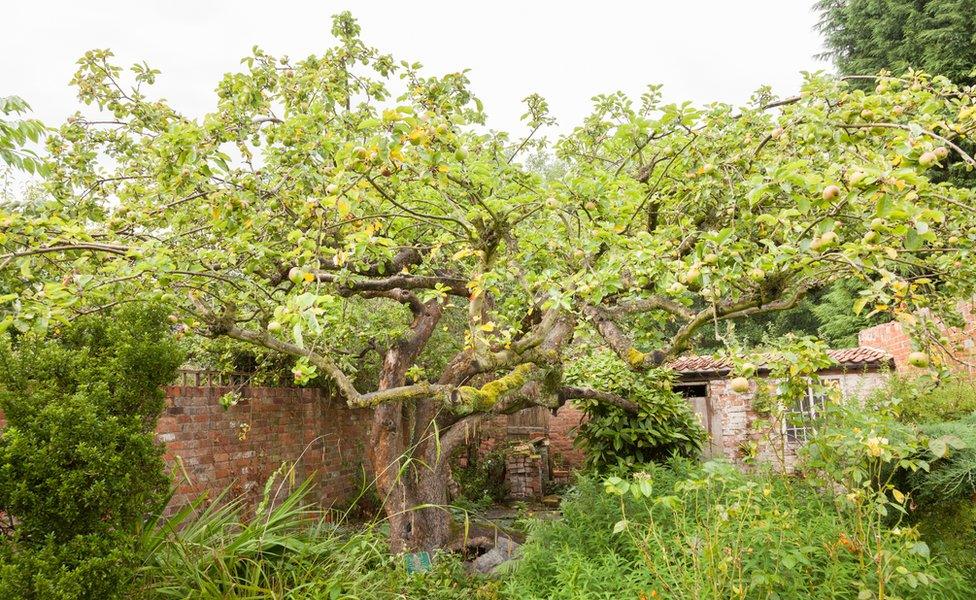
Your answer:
[366,300,453,552]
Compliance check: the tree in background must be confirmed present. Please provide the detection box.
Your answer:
[697,278,890,349]
[815,0,976,86]
[4,13,976,551]
[0,304,183,598]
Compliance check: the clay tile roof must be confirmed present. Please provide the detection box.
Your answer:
[667,347,891,375]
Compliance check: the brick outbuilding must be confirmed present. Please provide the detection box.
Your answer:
[497,347,893,487]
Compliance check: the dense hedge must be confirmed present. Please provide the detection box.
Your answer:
[0,304,183,599]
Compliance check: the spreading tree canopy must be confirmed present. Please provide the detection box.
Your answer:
[3,13,976,550]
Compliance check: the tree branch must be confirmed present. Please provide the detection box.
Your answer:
[603,296,695,320]
[0,243,129,270]
[359,288,425,315]
[558,386,640,413]
[310,269,469,297]
[834,121,976,168]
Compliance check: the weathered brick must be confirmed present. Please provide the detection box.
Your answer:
[155,385,371,515]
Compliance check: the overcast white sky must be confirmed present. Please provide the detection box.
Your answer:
[3,0,829,136]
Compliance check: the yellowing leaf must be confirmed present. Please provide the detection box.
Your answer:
[478,322,495,332]
[302,272,315,283]
[337,198,351,218]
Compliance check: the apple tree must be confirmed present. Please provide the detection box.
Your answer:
[3,13,976,550]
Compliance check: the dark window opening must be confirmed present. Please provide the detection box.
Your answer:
[674,383,708,398]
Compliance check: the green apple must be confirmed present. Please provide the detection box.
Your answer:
[918,151,937,167]
[730,377,750,393]
[907,351,930,368]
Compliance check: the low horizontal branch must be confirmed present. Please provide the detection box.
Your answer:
[558,386,639,414]
[310,270,469,297]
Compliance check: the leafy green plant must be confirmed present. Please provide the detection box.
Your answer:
[0,303,183,599]
[565,349,704,468]
[0,96,45,174]
[508,460,966,599]
[881,376,976,424]
[803,381,976,588]
[799,396,940,598]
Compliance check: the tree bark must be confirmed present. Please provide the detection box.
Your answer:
[367,298,454,553]
[369,398,455,552]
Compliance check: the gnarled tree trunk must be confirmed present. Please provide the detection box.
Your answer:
[367,299,457,552]
[369,399,456,552]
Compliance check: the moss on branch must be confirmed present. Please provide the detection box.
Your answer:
[457,363,536,414]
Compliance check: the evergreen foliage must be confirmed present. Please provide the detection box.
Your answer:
[815,0,976,86]
[0,304,183,598]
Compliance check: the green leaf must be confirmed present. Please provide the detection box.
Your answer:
[928,438,948,459]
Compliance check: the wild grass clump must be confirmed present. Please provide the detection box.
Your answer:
[135,476,501,599]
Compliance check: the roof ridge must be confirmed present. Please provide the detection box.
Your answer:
[667,346,891,374]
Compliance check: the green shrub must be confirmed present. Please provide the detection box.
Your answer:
[0,304,183,599]
[565,349,704,469]
[881,376,976,424]
[907,415,976,505]
[506,460,967,599]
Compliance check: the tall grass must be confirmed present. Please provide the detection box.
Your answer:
[134,471,500,599]
[505,461,968,600]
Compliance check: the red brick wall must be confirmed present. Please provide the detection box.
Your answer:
[0,383,373,514]
[859,321,914,370]
[505,446,545,499]
[160,384,372,513]
[475,404,586,470]
[547,403,586,468]
[859,302,976,375]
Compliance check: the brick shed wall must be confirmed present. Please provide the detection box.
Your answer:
[859,302,976,375]
[547,403,586,468]
[160,384,371,513]
[476,403,586,470]
[705,369,888,471]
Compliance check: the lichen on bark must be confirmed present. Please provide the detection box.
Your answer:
[456,363,536,414]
